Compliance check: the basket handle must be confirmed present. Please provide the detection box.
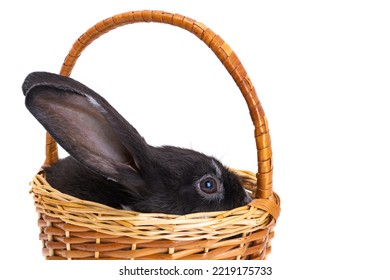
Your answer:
[45,10,273,200]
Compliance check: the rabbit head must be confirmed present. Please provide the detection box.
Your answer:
[22,72,252,215]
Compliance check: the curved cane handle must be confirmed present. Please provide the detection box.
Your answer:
[45,10,273,199]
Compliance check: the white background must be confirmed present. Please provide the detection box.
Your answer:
[1,0,390,279]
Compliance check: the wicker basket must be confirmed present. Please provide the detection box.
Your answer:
[30,10,281,260]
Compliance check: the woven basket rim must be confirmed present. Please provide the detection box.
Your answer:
[27,10,281,260]
[31,169,280,241]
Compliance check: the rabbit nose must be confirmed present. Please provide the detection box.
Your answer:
[244,192,252,204]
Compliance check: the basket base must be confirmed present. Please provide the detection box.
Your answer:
[38,212,274,260]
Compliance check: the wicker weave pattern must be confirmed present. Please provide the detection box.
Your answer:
[38,215,274,260]
[32,171,279,260]
[31,10,280,260]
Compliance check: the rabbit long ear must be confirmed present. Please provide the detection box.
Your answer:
[23,72,151,185]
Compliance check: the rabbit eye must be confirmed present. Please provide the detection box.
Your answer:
[199,176,219,194]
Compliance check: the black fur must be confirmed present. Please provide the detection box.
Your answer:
[23,72,251,215]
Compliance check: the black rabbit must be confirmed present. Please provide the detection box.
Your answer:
[22,72,251,215]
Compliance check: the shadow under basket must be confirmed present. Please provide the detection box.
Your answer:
[29,10,281,260]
